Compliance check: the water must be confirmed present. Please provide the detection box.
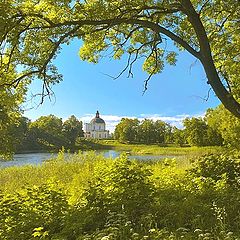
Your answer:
[0,150,174,168]
[0,153,58,168]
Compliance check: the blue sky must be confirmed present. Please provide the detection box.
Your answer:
[23,39,220,132]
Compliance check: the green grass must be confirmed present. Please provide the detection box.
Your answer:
[0,145,226,195]
[98,139,223,156]
[0,151,105,194]
[0,150,240,239]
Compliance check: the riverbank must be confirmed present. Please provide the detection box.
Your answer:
[16,139,224,157]
[97,140,224,156]
[15,139,114,154]
[0,151,239,239]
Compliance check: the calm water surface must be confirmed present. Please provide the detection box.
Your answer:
[0,150,174,168]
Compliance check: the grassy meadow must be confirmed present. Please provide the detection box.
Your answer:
[94,140,223,156]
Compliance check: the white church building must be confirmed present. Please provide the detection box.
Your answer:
[84,111,109,139]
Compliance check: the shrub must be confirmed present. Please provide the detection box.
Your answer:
[188,153,240,232]
[72,154,156,236]
[0,184,69,240]
[190,153,240,186]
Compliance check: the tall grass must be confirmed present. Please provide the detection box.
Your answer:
[0,150,239,239]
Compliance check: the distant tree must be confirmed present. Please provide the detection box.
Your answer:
[172,127,186,146]
[29,115,65,150]
[183,117,209,146]
[114,118,140,143]
[138,119,156,144]
[115,118,172,144]
[205,126,223,147]
[183,117,223,147]
[0,116,31,156]
[155,120,172,144]
[10,116,31,152]
[62,115,84,147]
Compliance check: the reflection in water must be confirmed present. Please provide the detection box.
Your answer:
[0,150,174,168]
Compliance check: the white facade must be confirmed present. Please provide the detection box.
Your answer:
[84,111,109,139]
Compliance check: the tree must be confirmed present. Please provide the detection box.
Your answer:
[9,116,31,152]
[28,114,65,150]
[155,120,172,144]
[183,117,209,146]
[205,125,223,147]
[183,116,222,146]
[172,127,186,146]
[0,0,240,118]
[62,115,84,147]
[114,118,139,143]
[0,59,28,158]
[138,119,170,144]
[115,118,172,144]
[206,105,240,148]
[138,119,156,144]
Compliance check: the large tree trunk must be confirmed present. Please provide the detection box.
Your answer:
[181,0,240,118]
[200,57,240,118]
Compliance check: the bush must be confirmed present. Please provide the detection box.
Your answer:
[188,153,240,232]
[0,184,69,240]
[190,153,240,186]
[63,154,156,238]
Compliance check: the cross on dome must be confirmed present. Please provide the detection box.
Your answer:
[96,110,100,118]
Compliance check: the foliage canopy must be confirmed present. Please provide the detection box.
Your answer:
[0,0,240,118]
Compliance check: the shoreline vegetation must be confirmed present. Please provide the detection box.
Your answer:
[14,139,224,156]
[98,140,224,156]
[0,149,239,239]
[6,104,240,160]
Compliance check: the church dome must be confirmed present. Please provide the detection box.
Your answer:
[90,111,105,124]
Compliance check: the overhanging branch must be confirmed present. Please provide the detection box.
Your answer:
[50,18,201,60]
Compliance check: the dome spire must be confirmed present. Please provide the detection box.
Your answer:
[96,110,100,118]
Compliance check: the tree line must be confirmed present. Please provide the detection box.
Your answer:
[2,103,240,157]
[10,115,84,153]
[114,105,240,148]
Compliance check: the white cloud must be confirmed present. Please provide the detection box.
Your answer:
[80,112,205,133]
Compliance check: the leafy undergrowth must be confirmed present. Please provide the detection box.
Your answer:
[0,151,240,239]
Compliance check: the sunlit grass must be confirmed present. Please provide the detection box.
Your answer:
[0,150,240,239]
[99,139,223,156]
[0,146,215,195]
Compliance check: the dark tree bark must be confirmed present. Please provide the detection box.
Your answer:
[180,0,240,118]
